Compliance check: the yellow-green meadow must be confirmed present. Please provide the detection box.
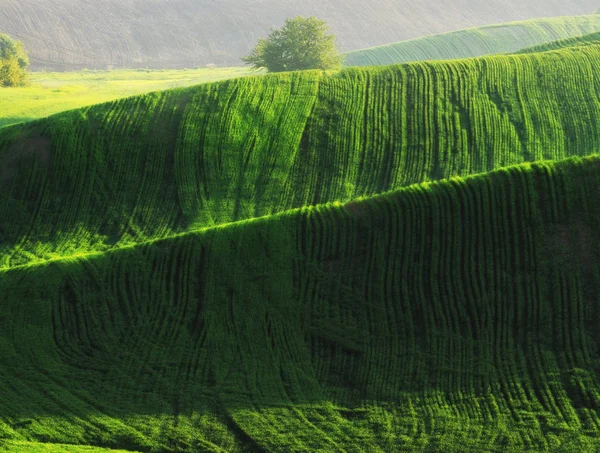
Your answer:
[0,67,256,128]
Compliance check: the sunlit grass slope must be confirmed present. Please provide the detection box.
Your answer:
[2,43,600,269]
[516,31,600,54]
[343,14,600,67]
[0,67,254,129]
[1,156,600,452]
[1,441,137,452]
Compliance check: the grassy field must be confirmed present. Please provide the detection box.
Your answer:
[1,441,136,452]
[2,36,600,452]
[344,14,600,66]
[2,42,600,268]
[517,31,600,54]
[1,156,600,452]
[0,67,255,129]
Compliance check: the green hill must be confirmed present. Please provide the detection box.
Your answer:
[2,43,600,269]
[344,14,600,67]
[3,39,600,452]
[1,156,600,452]
[516,31,600,53]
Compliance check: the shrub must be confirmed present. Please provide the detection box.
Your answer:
[0,34,29,86]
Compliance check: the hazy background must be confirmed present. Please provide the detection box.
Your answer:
[1,0,597,70]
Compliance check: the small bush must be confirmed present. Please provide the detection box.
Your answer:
[0,34,29,87]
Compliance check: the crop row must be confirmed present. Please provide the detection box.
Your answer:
[1,156,599,451]
[3,43,600,268]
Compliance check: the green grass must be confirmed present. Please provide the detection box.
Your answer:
[3,37,600,452]
[0,67,256,129]
[343,14,600,67]
[1,156,600,451]
[0,441,138,452]
[516,31,600,54]
[2,43,600,269]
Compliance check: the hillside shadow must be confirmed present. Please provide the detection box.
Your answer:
[1,190,600,452]
[0,117,35,129]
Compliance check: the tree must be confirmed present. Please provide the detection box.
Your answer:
[0,34,29,87]
[243,16,341,72]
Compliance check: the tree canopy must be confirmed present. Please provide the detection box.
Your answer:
[0,34,29,87]
[242,16,341,72]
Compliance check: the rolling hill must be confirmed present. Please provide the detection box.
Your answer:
[0,0,598,70]
[1,156,600,452]
[516,30,600,54]
[343,14,600,67]
[2,34,600,452]
[2,42,600,268]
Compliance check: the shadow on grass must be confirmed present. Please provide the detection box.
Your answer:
[0,116,35,129]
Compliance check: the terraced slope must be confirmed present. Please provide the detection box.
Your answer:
[3,43,600,268]
[343,14,600,67]
[1,156,600,452]
[516,31,600,54]
[0,0,598,70]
